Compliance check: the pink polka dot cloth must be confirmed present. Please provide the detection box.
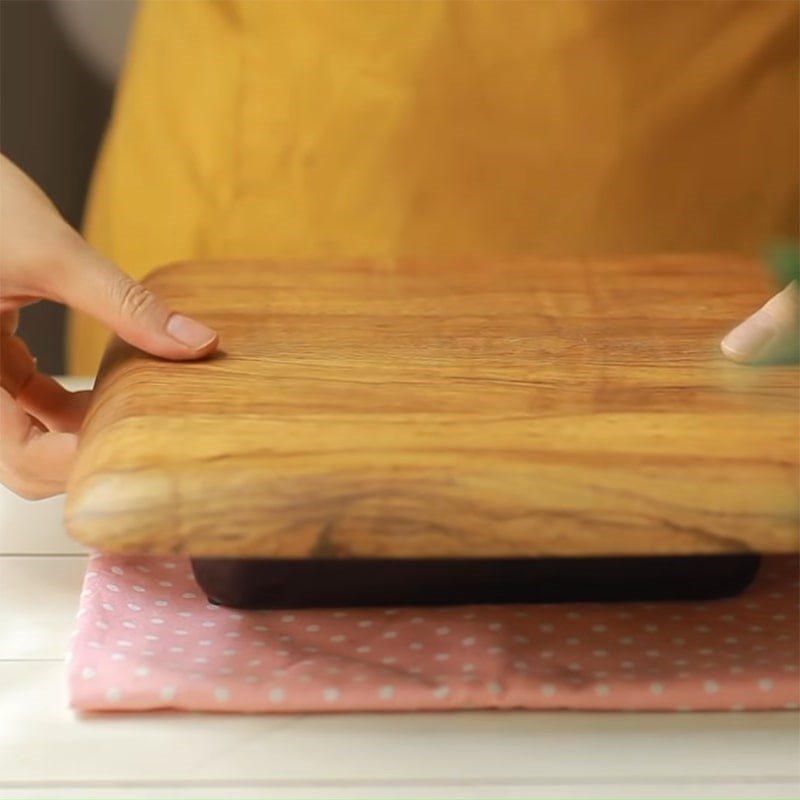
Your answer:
[70,554,799,713]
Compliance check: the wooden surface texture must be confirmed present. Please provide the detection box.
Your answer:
[65,256,799,557]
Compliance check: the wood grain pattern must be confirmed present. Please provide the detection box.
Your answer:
[65,256,799,557]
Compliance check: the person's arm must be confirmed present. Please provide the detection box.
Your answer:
[0,154,218,499]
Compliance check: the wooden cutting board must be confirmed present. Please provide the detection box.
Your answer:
[65,256,799,558]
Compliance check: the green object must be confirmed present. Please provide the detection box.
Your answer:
[765,239,800,286]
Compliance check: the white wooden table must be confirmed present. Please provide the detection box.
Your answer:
[1,379,798,800]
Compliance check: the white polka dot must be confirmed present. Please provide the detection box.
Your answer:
[645,650,661,658]
[144,634,159,642]
[462,637,476,646]
[436,627,451,636]
[281,614,296,623]
[539,650,554,659]
[132,585,146,593]
[540,683,557,697]
[595,684,611,696]
[95,621,109,630]
[253,625,268,632]
[219,667,233,675]
[149,618,164,625]
[356,645,371,654]
[269,687,285,702]
[222,648,237,656]
[592,625,608,633]
[154,600,169,607]
[593,650,609,658]
[163,562,176,570]
[134,666,151,678]
[127,603,141,612]
[462,663,476,672]
[136,565,150,574]
[539,624,554,633]
[214,687,230,702]
[379,685,395,699]
[357,620,373,628]
[566,612,581,620]
[160,686,177,701]
[644,624,659,633]
[106,584,120,593]
[704,680,720,694]
[81,667,96,680]
[101,603,115,612]
[618,637,634,646]
[194,657,208,664]
[122,621,137,629]
[488,646,505,655]
[434,653,451,662]
[105,687,123,703]
[381,656,397,665]
[758,678,774,692]
[783,665,798,672]
[305,624,321,633]
[225,631,240,638]
[381,631,397,640]
[488,622,503,631]
[488,681,503,695]
[410,617,425,624]
[111,566,124,576]
[433,685,451,699]
[514,635,530,645]
[409,642,424,651]
[567,637,581,646]
[671,637,686,646]
[649,683,665,695]
[323,688,340,702]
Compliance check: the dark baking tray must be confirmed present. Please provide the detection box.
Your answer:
[192,554,761,609]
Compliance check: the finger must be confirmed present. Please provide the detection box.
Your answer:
[18,375,92,432]
[52,246,218,361]
[0,310,20,336]
[0,335,37,395]
[2,334,91,431]
[0,387,76,498]
[721,281,799,364]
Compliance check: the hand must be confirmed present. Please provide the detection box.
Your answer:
[0,154,218,499]
[721,281,798,365]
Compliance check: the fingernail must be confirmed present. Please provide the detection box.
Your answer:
[166,314,217,350]
[721,310,775,363]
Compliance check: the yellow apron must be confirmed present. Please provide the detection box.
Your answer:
[71,0,799,374]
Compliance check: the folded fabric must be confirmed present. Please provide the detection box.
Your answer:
[70,554,799,713]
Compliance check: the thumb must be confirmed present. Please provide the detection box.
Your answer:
[56,246,218,361]
[721,281,799,364]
